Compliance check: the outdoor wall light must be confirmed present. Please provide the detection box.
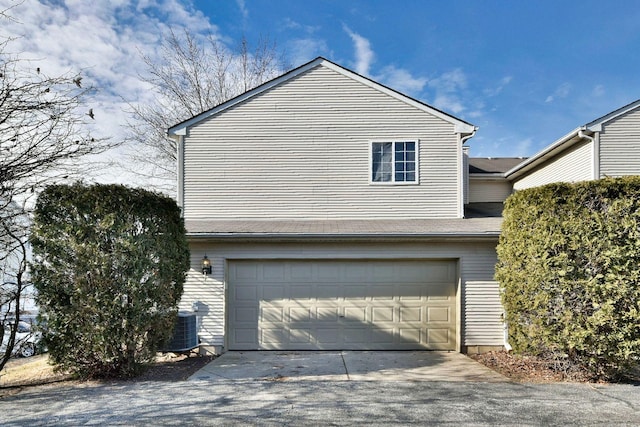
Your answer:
[201,255,212,275]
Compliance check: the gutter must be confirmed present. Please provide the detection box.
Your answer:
[504,127,595,180]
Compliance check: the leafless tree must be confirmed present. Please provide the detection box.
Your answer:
[0,2,118,372]
[125,28,289,192]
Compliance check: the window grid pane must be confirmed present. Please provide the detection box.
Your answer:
[372,141,417,183]
[393,141,416,182]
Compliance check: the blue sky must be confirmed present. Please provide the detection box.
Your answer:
[199,0,640,158]
[4,0,640,164]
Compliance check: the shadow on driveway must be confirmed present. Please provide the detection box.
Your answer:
[188,351,508,382]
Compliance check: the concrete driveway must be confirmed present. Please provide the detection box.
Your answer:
[189,351,508,382]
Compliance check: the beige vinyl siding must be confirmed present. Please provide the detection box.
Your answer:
[464,281,504,346]
[183,65,460,220]
[180,240,501,350]
[468,179,512,203]
[599,108,640,177]
[512,139,593,190]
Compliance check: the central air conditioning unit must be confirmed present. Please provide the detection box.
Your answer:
[164,311,198,352]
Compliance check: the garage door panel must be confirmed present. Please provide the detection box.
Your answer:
[291,264,313,280]
[289,307,312,322]
[344,327,369,343]
[316,284,340,299]
[263,264,285,280]
[261,307,284,323]
[399,328,421,343]
[235,307,258,323]
[262,285,285,300]
[371,306,394,322]
[427,328,451,345]
[371,328,395,344]
[399,307,422,322]
[343,285,367,299]
[235,286,258,301]
[316,307,340,321]
[290,328,311,344]
[427,307,451,322]
[228,259,457,350]
[233,328,257,345]
[317,328,339,344]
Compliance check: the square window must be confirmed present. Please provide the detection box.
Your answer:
[371,140,419,184]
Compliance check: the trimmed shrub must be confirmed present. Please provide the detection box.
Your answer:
[30,183,190,378]
[496,176,640,379]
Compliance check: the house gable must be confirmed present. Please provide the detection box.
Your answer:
[598,105,640,177]
[506,99,640,188]
[173,59,477,221]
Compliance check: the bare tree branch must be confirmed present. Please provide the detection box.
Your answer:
[0,4,119,371]
[124,28,289,192]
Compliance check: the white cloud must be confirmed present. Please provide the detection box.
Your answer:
[428,68,468,115]
[484,75,513,97]
[288,38,331,65]
[342,25,374,76]
[281,18,320,34]
[377,65,427,95]
[236,0,248,21]
[433,94,465,115]
[1,0,217,186]
[545,82,571,103]
[592,84,605,97]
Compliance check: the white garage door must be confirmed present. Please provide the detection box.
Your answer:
[227,259,457,350]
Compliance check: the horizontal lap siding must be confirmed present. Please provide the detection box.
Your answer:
[468,179,512,203]
[464,281,504,346]
[600,108,640,177]
[513,140,593,190]
[183,66,460,220]
[181,240,501,349]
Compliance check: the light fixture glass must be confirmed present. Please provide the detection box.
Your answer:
[201,255,212,275]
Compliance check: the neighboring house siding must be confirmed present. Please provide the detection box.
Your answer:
[599,108,640,177]
[464,281,504,346]
[181,240,501,350]
[183,65,461,220]
[512,139,593,190]
[468,179,512,203]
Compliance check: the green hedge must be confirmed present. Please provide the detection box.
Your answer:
[496,176,640,378]
[30,183,190,378]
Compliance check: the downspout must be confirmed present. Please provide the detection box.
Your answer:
[578,129,597,180]
[176,134,185,214]
[458,128,477,218]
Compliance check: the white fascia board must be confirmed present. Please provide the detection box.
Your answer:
[469,173,507,181]
[319,60,477,133]
[504,127,583,179]
[585,99,640,130]
[168,57,326,136]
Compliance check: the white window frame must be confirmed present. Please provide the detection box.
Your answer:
[368,140,420,185]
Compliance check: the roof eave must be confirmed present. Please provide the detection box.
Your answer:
[469,173,507,180]
[186,232,501,242]
[504,127,586,180]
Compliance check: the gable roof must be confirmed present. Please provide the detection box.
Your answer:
[505,99,640,179]
[168,56,476,136]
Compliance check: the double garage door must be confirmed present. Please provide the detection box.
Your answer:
[228,259,457,350]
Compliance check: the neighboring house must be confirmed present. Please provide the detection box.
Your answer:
[506,99,640,188]
[169,57,506,354]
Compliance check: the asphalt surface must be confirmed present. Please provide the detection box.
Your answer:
[1,379,639,425]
